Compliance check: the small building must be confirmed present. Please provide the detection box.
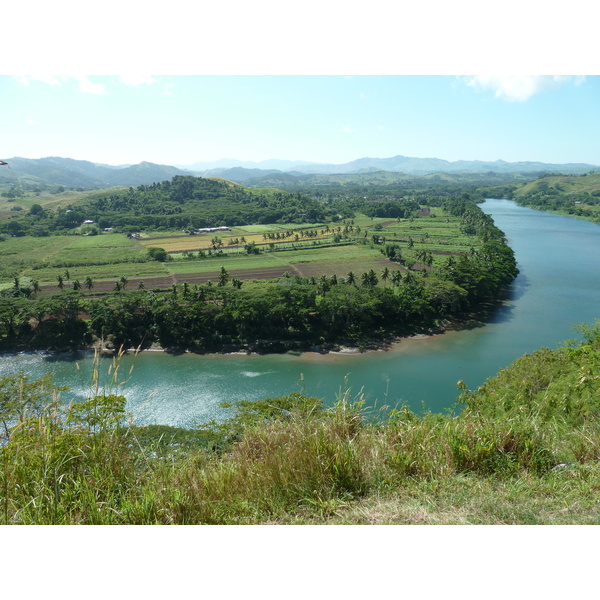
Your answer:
[197,226,230,233]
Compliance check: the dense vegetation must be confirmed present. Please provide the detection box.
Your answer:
[1,322,599,524]
[0,170,537,237]
[0,176,335,237]
[0,199,518,352]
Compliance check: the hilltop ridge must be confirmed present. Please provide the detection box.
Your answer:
[2,154,598,190]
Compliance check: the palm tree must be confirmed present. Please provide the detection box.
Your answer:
[57,275,64,290]
[361,270,378,288]
[31,280,41,295]
[318,274,329,293]
[381,267,390,286]
[72,279,81,291]
[84,276,94,292]
[218,267,229,287]
[346,271,356,286]
[119,276,129,290]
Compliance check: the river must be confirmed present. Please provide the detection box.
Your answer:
[1,199,599,427]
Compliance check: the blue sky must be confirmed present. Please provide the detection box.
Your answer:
[2,1,598,169]
[3,75,599,167]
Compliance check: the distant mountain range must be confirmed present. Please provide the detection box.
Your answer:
[1,155,598,189]
[0,157,197,189]
[187,155,600,178]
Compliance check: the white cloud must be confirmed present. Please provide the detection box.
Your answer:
[376,124,384,130]
[464,75,586,102]
[75,76,107,95]
[16,75,67,86]
[161,82,174,96]
[119,75,156,86]
[27,119,37,126]
[14,75,107,94]
[341,125,355,132]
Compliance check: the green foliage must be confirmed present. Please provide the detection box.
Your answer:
[0,175,333,237]
[147,247,169,262]
[73,176,330,231]
[0,371,69,438]
[66,394,127,433]
[200,392,325,450]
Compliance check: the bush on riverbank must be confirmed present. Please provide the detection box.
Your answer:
[1,322,599,524]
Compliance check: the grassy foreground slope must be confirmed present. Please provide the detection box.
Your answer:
[2,322,599,524]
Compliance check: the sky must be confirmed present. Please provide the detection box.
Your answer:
[3,74,599,168]
[2,1,598,170]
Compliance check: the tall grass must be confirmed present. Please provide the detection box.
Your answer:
[1,324,600,524]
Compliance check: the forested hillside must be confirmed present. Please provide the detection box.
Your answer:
[76,176,330,229]
[0,176,332,236]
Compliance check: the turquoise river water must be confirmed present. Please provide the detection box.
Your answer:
[1,199,599,427]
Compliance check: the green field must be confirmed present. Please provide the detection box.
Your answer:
[167,244,391,282]
[23,261,170,286]
[0,210,478,292]
[0,187,109,217]
[0,233,152,284]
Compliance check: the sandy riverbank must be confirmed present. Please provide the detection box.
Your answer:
[89,325,455,359]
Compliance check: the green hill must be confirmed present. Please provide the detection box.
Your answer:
[76,175,329,230]
[0,175,332,236]
[511,173,600,222]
